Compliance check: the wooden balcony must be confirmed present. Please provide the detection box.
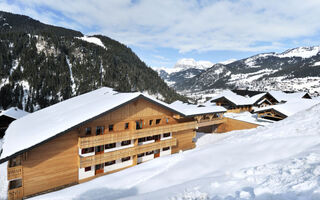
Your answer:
[8,187,23,200]
[197,118,226,127]
[80,137,177,168]
[79,121,196,149]
[7,166,22,180]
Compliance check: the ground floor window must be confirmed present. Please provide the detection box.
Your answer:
[84,166,91,172]
[105,160,116,166]
[163,147,170,151]
[9,179,22,190]
[137,153,145,158]
[146,151,154,155]
[121,156,131,162]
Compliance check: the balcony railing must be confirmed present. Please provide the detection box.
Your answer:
[80,138,177,168]
[8,187,23,200]
[198,118,226,127]
[79,121,196,149]
[7,166,22,180]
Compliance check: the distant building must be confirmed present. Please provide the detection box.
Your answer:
[0,107,28,138]
[254,99,319,121]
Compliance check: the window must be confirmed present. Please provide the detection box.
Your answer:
[85,127,91,135]
[95,146,104,153]
[166,118,169,123]
[138,137,146,143]
[156,119,161,124]
[146,136,154,141]
[95,164,103,170]
[149,120,153,126]
[146,151,154,155]
[96,126,104,135]
[121,156,131,162]
[81,147,94,154]
[9,179,22,190]
[105,160,116,166]
[125,123,129,129]
[163,147,170,151]
[121,140,131,146]
[109,124,114,131]
[163,132,171,138]
[9,157,21,167]
[136,121,143,130]
[85,166,91,172]
[105,143,116,149]
[137,153,145,158]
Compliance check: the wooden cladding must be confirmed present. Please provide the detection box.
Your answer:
[8,187,23,200]
[79,121,196,149]
[197,118,226,128]
[7,166,22,180]
[80,138,177,168]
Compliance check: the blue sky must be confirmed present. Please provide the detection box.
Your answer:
[2,0,320,68]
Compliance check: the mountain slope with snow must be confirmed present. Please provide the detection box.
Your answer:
[17,102,320,200]
[174,46,320,96]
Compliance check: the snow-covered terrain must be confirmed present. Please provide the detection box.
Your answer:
[11,102,318,200]
[76,36,107,49]
[158,45,320,98]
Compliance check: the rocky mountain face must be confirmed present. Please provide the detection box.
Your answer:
[0,11,186,111]
[157,47,320,98]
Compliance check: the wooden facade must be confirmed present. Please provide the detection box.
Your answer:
[5,97,200,199]
[255,109,286,121]
[216,117,259,133]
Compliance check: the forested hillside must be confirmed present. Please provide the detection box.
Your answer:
[0,11,186,111]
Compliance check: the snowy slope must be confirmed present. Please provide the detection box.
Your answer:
[20,103,320,200]
[76,36,107,49]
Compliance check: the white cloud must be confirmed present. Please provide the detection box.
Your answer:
[2,0,320,53]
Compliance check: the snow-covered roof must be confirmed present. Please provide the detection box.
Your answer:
[170,101,226,116]
[254,99,319,117]
[249,93,267,104]
[268,91,310,102]
[209,90,254,106]
[0,107,29,120]
[0,87,185,162]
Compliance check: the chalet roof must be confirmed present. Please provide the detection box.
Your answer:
[254,99,320,117]
[209,90,254,106]
[232,89,264,97]
[170,101,226,116]
[268,91,311,102]
[0,87,186,163]
[0,107,29,119]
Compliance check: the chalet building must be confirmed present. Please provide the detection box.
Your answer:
[254,99,319,121]
[0,107,28,139]
[208,90,254,113]
[0,87,226,200]
[269,91,312,103]
[250,92,279,108]
[170,101,227,133]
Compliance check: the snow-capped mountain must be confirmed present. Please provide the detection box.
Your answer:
[166,46,320,98]
[154,58,214,86]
